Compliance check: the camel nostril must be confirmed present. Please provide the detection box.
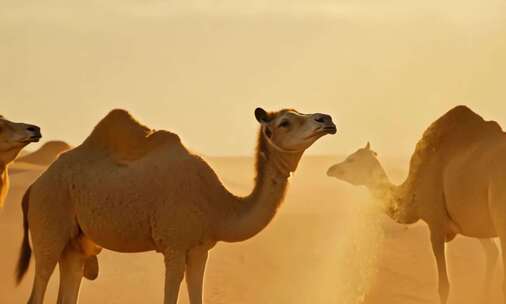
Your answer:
[27,126,40,133]
[315,114,331,124]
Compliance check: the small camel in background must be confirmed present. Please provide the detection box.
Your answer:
[0,115,41,207]
[327,105,506,304]
[16,107,336,304]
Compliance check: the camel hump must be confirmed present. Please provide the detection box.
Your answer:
[83,109,180,162]
[422,105,502,146]
[406,105,504,195]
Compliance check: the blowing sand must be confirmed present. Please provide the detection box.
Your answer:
[0,155,503,303]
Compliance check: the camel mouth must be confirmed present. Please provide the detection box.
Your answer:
[327,164,349,180]
[326,166,339,177]
[318,125,338,136]
[326,168,334,177]
[322,125,337,135]
[22,135,42,143]
[306,124,337,140]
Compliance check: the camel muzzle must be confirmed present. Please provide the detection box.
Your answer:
[26,125,42,142]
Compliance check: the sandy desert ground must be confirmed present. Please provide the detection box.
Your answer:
[0,153,503,304]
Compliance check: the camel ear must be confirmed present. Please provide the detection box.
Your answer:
[255,108,270,124]
[365,142,371,150]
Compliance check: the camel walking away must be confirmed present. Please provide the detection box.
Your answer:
[16,107,336,304]
[0,115,41,207]
[327,105,506,304]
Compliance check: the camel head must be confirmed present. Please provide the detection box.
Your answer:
[0,115,42,165]
[255,107,336,153]
[327,142,385,187]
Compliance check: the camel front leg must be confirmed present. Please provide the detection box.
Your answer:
[186,247,209,304]
[479,238,499,300]
[163,250,186,304]
[431,231,449,304]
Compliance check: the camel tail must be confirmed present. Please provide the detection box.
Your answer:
[16,187,32,285]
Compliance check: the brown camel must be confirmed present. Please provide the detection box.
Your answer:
[0,115,41,207]
[327,106,506,304]
[16,107,336,304]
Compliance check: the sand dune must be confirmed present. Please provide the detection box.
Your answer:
[0,156,503,303]
[16,141,71,166]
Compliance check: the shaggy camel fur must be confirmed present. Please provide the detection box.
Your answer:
[328,106,506,304]
[0,115,41,207]
[16,107,336,304]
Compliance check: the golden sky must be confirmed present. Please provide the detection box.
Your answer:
[1,0,506,156]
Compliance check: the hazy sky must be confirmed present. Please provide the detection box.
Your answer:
[1,0,506,156]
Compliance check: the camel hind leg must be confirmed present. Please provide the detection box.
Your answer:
[27,256,58,304]
[27,224,68,304]
[479,238,499,301]
[57,246,86,304]
[430,229,450,304]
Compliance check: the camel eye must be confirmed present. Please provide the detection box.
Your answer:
[279,120,290,128]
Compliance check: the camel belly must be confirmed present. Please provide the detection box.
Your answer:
[443,149,497,238]
[74,190,158,253]
[76,208,156,253]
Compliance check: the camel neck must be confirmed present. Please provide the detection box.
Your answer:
[0,146,23,167]
[216,130,303,242]
[367,166,419,224]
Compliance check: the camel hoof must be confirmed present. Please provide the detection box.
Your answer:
[84,256,99,280]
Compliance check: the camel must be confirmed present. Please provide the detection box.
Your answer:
[16,107,336,304]
[0,115,41,207]
[327,105,506,304]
